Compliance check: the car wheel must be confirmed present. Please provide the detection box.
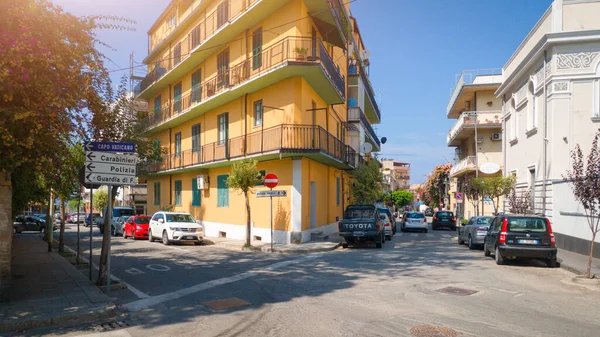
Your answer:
[162,231,171,245]
[458,234,464,245]
[495,246,505,265]
[400,225,405,232]
[386,235,392,241]
[468,235,475,250]
[40,227,45,234]
[375,240,382,249]
[546,258,557,268]
[148,229,155,242]
[111,225,116,236]
[423,229,428,233]
[484,243,491,257]
[123,229,127,239]
[342,243,348,249]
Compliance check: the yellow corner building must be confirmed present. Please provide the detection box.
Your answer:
[135,0,382,243]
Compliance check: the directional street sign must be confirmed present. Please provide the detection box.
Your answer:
[86,151,138,164]
[257,190,287,198]
[85,150,138,186]
[85,141,136,153]
[85,173,137,185]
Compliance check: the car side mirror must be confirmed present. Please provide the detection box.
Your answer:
[196,220,202,225]
[158,218,164,223]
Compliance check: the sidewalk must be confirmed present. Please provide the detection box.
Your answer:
[208,233,342,253]
[557,248,600,277]
[0,235,116,333]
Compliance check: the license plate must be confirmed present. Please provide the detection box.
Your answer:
[184,236,195,240]
[518,239,539,244]
[354,231,366,236]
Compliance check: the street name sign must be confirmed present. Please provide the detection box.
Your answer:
[257,190,287,198]
[85,141,136,153]
[85,148,138,186]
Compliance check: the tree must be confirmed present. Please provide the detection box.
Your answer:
[507,188,531,215]
[349,160,384,204]
[391,190,413,209]
[93,189,109,214]
[424,163,451,207]
[463,174,482,216]
[563,129,600,279]
[475,176,516,215]
[227,159,262,247]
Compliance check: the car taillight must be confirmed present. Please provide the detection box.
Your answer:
[499,218,508,244]
[452,217,456,221]
[546,218,556,246]
[433,217,437,221]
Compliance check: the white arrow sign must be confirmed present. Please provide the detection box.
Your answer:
[85,162,136,175]
[86,151,138,165]
[85,173,137,186]
[257,190,287,198]
[85,151,138,186]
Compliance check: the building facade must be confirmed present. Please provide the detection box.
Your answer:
[446,70,504,219]
[497,0,600,257]
[380,160,410,191]
[135,0,381,243]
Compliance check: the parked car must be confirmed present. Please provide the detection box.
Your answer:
[111,216,129,236]
[99,206,135,235]
[400,212,428,233]
[85,213,103,227]
[483,215,557,267]
[424,209,434,217]
[458,216,493,249]
[123,215,151,240]
[14,215,44,233]
[338,205,385,248]
[377,207,396,235]
[69,213,85,223]
[432,211,457,230]
[378,212,394,240]
[148,212,204,245]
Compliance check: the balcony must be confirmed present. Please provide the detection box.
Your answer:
[348,63,380,124]
[138,124,358,175]
[142,36,345,134]
[449,156,476,177]
[348,107,380,150]
[304,0,350,49]
[446,69,502,118]
[447,110,502,147]
[137,0,290,99]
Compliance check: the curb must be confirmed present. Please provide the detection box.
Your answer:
[264,242,342,254]
[557,257,585,276]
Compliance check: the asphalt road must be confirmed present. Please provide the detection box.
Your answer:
[21,223,600,337]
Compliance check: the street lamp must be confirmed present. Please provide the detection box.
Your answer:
[467,111,479,178]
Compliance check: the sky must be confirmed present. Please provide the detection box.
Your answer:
[52,0,552,184]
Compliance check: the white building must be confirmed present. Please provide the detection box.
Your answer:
[497,0,600,256]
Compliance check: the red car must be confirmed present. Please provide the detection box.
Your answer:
[122,215,151,240]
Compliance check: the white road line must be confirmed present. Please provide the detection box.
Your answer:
[410,233,418,237]
[62,245,150,299]
[442,234,451,238]
[123,253,322,312]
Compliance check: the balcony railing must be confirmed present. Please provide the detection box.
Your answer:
[327,0,350,42]
[446,69,502,116]
[450,156,476,177]
[348,107,380,148]
[142,36,345,130]
[350,63,380,122]
[139,124,357,174]
[140,0,261,95]
[447,110,502,145]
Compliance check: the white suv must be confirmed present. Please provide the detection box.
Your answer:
[149,212,204,245]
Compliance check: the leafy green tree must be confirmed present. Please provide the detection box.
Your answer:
[93,189,109,215]
[228,159,262,247]
[349,160,384,205]
[473,176,516,215]
[391,190,413,208]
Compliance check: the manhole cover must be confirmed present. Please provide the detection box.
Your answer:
[437,286,478,296]
[410,325,458,337]
[202,297,250,311]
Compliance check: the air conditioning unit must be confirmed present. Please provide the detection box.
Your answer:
[197,175,209,190]
[491,133,502,141]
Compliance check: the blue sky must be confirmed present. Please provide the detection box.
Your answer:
[53,0,552,184]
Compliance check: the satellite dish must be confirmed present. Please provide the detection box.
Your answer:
[360,50,371,60]
[381,137,387,144]
[360,142,373,153]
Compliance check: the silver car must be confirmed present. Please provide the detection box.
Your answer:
[111,216,129,236]
[457,216,494,249]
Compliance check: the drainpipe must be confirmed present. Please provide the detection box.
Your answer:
[502,94,507,214]
[542,50,548,216]
[244,94,248,155]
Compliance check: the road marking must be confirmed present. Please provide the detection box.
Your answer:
[146,264,171,272]
[125,267,145,275]
[74,330,133,337]
[410,233,418,237]
[442,234,451,238]
[123,253,322,312]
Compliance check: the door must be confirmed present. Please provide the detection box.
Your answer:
[25,216,38,231]
[217,49,229,87]
[311,27,317,58]
[310,182,317,229]
[487,217,501,249]
[462,217,474,240]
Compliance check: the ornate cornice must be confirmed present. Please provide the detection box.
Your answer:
[556,52,600,69]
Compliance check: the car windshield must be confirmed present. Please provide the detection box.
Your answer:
[507,217,548,232]
[166,214,195,223]
[437,212,453,217]
[476,217,493,225]
[114,209,135,218]
[344,207,375,219]
[135,217,150,224]
[407,213,425,218]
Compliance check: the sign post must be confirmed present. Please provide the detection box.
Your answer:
[264,173,279,252]
[89,188,93,281]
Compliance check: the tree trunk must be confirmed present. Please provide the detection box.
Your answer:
[0,173,12,302]
[587,232,597,279]
[46,191,54,252]
[58,199,65,253]
[97,185,118,286]
[245,190,251,247]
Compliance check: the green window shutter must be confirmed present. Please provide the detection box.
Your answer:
[191,70,201,103]
[192,178,201,206]
[175,132,181,158]
[252,27,262,69]
[192,124,201,152]
[175,180,182,206]
[154,182,160,206]
[174,82,182,113]
[336,177,340,206]
[217,175,229,207]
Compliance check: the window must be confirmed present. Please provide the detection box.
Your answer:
[253,100,263,127]
[191,25,201,49]
[529,167,536,210]
[192,124,201,152]
[152,139,161,160]
[531,93,537,129]
[217,0,229,28]
[336,177,340,206]
[175,132,181,158]
[153,96,161,120]
[192,178,201,207]
[256,170,266,186]
[217,175,229,207]
[174,180,182,206]
[217,49,229,87]
[166,13,176,28]
[218,113,228,146]
[191,70,201,104]
[252,27,262,69]
[153,182,160,205]
[174,82,182,113]
[174,42,182,65]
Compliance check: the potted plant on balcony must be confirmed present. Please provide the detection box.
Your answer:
[295,47,308,61]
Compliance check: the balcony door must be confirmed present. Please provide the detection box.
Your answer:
[192,123,201,164]
[217,49,230,88]
[218,113,229,158]
[217,0,229,29]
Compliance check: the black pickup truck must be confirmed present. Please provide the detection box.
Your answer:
[338,205,385,248]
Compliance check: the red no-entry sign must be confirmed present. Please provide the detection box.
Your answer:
[264,173,278,189]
